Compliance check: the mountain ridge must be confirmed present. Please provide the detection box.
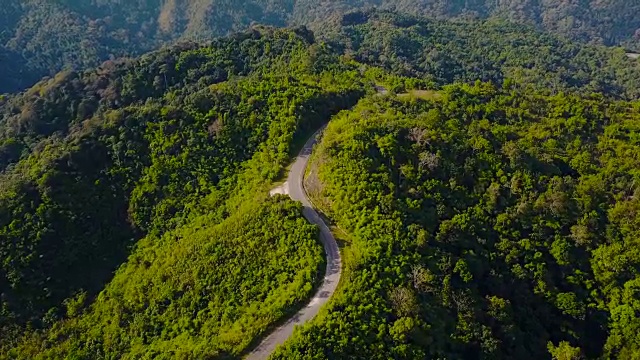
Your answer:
[1,0,639,93]
[1,9,640,359]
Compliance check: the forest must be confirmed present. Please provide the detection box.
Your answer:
[0,0,639,93]
[326,11,640,100]
[275,82,640,359]
[0,26,364,357]
[0,6,639,360]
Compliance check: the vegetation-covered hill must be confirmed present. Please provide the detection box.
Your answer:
[2,9,640,360]
[1,0,639,93]
[275,82,640,359]
[7,196,324,359]
[0,26,364,357]
[326,10,640,100]
[296,0,640,50]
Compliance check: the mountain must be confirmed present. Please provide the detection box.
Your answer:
[1,9,640,360]
[275,80,640,360]
[1,0,639,93]
[324,10,640,99]
[0,26,363,357]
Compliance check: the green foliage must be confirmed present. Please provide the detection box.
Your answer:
[7,196,324,359]
[328,10,640,99]
[1,8,640,359]
[548,341,583,360]
[2,1,639,93]
[273,82,640,359]
[0,25,336,167]
[0,27,365,355]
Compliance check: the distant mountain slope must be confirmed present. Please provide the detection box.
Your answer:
[299,0,640,49]
[0,0,638,93]
[322,11,640,99]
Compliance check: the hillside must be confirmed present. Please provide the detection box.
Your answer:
[3,11,639,175]
[275,82,640,359]
[0,26,364,357]
[1,0,639,93]
[296,0,640,49]
[326,10,640,100]
[1,9,640,360]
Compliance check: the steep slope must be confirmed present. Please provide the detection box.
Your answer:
[247,125,342,359]
[3,10,640,139]
[0,0,295,93]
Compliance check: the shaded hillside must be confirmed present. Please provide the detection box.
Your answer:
[295,0,640,50]
[324,11,640,99]
[1,1,639,92]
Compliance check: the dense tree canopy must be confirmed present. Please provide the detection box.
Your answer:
[274,83,640,359]
[0,27,364,356]
[1,8,640,360]
[1,1,639,92]
[325,10,640,100]
[296,0,640,50]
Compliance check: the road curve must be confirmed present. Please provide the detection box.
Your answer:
[246,126,342,360]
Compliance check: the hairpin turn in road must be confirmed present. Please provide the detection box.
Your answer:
[246,125,342,360]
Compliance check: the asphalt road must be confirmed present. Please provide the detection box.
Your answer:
[246,125,342,360]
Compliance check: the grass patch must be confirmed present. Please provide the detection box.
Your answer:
[398,89,442,101]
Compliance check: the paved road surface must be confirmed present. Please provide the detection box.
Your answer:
[375,84,389,95]
[246,126,342,360]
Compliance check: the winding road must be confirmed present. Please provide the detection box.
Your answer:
[246,126,342,360]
